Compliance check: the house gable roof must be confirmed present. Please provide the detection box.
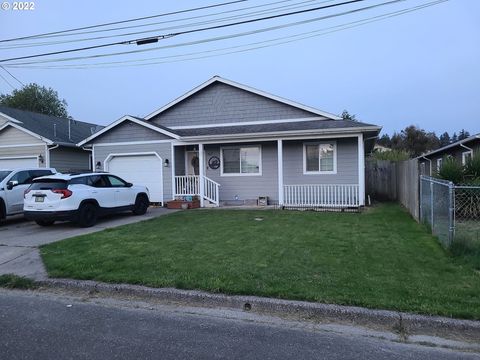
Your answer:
[418,133,480,159]
[78,115,179,146]
[144,76,342,121]
[0,106,102,145]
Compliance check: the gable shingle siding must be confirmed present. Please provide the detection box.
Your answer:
[150,82,321,128]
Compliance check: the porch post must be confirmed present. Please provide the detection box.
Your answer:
[358,134,365,206]
[277,139,284,205]
[199,143,205,207]
[171,143,176,200]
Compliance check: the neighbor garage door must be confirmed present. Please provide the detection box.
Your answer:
[107,154,163,203]
[0,157,38,169]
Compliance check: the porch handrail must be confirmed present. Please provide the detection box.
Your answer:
[174,175,220,206]
[284,184,359,207]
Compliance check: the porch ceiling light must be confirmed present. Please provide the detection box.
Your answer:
[164,159,170,167]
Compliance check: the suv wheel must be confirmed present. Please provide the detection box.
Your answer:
[77,203,98,227]
[132,194,149,215]
[35,220,55,226]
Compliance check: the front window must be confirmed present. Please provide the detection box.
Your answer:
[462,151,472,165]
[304,142,336,174]
[221,146,261,175]
[0,171,12,182]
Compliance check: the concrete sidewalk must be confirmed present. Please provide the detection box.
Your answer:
[0,207,176,280]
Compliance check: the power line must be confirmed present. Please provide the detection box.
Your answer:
[0,0,369,63]
[0,0,247,43]
[0,66,24,86]
[3,0,405,66]
[0,0,331,50]
[7,0,446,70]
[0,72,15,90]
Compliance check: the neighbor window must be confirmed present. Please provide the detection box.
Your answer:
[436,158,442,172]
[304,142,336,173]
[462,151,472,165]
[221,146,261,175]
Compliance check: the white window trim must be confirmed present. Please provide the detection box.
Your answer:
[303,141,337,175]
[436,158,443,172]
[220,145,262,177]
[462,151,473,165]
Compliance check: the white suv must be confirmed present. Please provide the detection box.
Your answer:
[24,172,150,227]
[0,168,56,222]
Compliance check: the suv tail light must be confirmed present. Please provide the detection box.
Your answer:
[52,189,73,199]
[24,189,31,199]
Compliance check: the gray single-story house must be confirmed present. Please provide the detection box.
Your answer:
[418,133,480,175]
[0,106,102,172]
[79,76,381,207]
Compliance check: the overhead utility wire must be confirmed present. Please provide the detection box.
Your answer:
[8,0,446,69]
[4,0,404,66]
[0,0,369,63]
[0,72,15,90]
[0,66,24,86]
[0,0,247,43]
[0,0,332,49]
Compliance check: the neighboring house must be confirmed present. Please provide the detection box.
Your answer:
[79,76,381,207]
[0,106,102,172]
[418,133,480,175]
[373,144,391,153]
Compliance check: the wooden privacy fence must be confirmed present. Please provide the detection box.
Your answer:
[366,158,419,220]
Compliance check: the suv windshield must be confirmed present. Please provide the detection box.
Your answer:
[29,179,68,190]
[0,171,12,182]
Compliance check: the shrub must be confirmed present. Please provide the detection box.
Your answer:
[464,153,480,180]
[0,274,37,289]
[372,149,410,162]
[437,157,464,184]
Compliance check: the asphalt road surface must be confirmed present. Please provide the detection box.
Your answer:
[0,290,477,360]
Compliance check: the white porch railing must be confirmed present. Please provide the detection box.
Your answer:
[174,175,220,206]
[283,184,360,207]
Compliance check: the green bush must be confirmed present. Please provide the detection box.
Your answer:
[464,153,480,180]
[437,156,464,184]
[372,149,410,162]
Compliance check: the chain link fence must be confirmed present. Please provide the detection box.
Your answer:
[420,175,480,251]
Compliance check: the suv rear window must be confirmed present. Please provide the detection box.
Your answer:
[29,179,68,190]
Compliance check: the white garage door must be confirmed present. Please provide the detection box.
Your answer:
[0,157,38,169]
[107,154,163,203]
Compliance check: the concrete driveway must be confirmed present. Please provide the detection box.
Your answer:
[0,207,176,280]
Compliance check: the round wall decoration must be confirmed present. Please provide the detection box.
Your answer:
[208,156,220,169]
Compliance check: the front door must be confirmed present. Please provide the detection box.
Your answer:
[186,151,199,175]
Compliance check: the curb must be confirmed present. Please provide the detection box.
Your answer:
[38,278,480,345]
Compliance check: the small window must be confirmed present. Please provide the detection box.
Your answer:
[436,158,443,172]
[303,142,336,174]
[107,175,128,187]
[221,146,261,176]
[69,176,88,185]
[462,151,472,165]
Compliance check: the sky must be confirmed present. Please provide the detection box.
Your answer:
[0,0,479,137]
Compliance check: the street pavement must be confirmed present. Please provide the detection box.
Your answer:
[0,289,477,360]
[0,207,175,279]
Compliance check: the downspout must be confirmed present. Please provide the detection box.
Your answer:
[82,146,93,171]
[421,156,432,176]
[46,144,59,168]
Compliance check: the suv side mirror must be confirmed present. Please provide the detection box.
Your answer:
[126,182,133,188]
[6,180,18,190]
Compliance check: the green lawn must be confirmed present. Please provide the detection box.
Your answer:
[40,203,480,319]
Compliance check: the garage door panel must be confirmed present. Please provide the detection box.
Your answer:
[0,157,38,169]
[107,154,163,203]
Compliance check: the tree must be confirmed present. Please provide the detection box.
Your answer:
[0,83,69,118]
[451,132,458,143]
[377,134,392,148]
[341,110,356,121]
[439,132,451,147]
[458,129,470,141]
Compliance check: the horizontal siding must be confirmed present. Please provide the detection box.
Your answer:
[283,138,359,185]
[204,142,278,202]
[93,121,173,144]
[49,146,90,172]
[0,126,44,145]
[94,143,173,201]
[151,82,319,128]
[0,145,46,168]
